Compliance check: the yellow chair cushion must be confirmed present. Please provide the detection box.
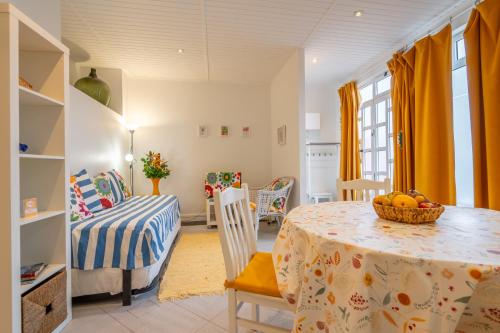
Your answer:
[224,252,281,298]
[249,201,256,211]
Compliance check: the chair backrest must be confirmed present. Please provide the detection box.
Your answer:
[336,178,391,201]
[214,183,257,281]
[205,171,242,198]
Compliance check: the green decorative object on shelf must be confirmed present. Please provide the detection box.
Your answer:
[74,68,111,106]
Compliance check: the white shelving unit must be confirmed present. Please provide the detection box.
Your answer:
[0,3,71,333]
[20,264,66,294]
[19,210,66,226]
[19,86,65,107]
[19,153,65,160]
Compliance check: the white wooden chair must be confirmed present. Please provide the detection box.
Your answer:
[214,183,293,333]
[336,178,391,201]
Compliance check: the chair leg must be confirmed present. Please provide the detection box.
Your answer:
[228,289,238,333]
[206,200,211,227]
[251,303,260,323]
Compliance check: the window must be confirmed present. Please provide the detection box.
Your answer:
[358,75,393,182]
[356,27,474,206]
[452,30,474,207]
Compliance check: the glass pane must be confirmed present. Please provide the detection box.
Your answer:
[452,66,474,207]
[377,126,387,148]
[378,150,387,172]
[376,101,386,123]
[376,76,391,94]
[360,85,373,104]
[364,152,372,172]
[365,174,373,180]
[456,38,465,60]
[363,106,371,127]
[363,129,372,149]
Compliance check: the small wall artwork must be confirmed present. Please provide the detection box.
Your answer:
[220,125,229,137]
[22,198,38,218]
[242,126,250,137]
[198,125,208,137]
[277,125,286,145]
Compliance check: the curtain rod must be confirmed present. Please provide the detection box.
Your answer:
[350,0,481,88]
[399,0,481,52]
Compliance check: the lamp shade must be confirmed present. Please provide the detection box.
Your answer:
[305,113,321,130]
[125,153,134,162]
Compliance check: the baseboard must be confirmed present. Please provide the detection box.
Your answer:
[181,213,209,226]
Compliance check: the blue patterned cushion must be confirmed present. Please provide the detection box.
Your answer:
[107,169,126,204]
[74,169,103,213]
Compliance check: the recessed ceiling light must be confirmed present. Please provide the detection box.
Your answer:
[312,57,318,64]
[177,48,184,54]
[354,10,363,17]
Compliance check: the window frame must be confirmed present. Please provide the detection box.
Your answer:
[358,73,393,182]
[452,29,466,70]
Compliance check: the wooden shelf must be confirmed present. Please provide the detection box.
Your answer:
[20,264,65,295]
[19,153,64,160]
[1,4,71,332]
[19,86,64,107]
[19,210,65,226]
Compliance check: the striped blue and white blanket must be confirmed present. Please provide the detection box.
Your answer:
[71,195,180,270]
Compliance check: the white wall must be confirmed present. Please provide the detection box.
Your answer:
[10,0,60,39]
[270,49,306,208]
[69,87,128,177]
[305,82,341,143]
[125,80,271,219]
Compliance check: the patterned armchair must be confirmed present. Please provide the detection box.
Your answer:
[250,177,294,231]
[205,171,241,227]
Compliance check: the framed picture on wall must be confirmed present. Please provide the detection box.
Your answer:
[198,125,208,137]
[277,125,286,145]
[220,125,229,137]
[242,126,250,137]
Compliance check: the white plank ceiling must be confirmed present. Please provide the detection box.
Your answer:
[62,0,468,84]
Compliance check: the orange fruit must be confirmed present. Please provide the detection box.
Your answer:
[392,194,418,208]
[415,195,426,204]
[382,197,392,206]
[373,195,385,205]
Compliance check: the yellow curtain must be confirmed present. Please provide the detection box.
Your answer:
[405,25,456,204]
[338,81,361,182]
[464,0,500,210]
[387,50,415,193]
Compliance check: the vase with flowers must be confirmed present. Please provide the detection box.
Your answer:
[141,151,171,195]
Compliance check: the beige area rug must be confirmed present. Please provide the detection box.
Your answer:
[158,231,226,302]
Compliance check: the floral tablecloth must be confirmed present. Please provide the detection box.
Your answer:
[272,201,500,333]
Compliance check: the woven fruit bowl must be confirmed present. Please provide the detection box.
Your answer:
[373,202,445,224]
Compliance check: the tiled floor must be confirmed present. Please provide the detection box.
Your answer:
[64,223,294,333]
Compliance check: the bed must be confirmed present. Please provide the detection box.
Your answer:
[71,194,180,305]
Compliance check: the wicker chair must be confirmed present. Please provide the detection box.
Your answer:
[250,177,294,232]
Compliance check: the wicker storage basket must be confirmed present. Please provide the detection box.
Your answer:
[373,203,444,224]
[22,270,67,333]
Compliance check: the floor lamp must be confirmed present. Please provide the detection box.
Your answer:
[125,125,137,195]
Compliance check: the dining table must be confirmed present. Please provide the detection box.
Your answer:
[272,201,500,333]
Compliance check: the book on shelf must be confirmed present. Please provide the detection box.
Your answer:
[21,263,47,284]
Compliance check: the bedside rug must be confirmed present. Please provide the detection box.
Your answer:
[158,231,226,301]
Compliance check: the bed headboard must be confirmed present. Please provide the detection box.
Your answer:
[69,87,128,177]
